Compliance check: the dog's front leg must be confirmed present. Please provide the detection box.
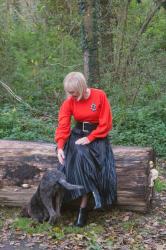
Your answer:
[43,206,49,222]
[41,195,57,225]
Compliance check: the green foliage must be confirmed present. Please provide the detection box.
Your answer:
[0,0,82,105]
[11,215,104,246]
[154,178,166,193]
[121,220,137,231]
[0,104,55,142]
[145,9,166,51]
[5,25,81,105]
[39,0,80,34]
[11,218,52,234]
[0,0,165,159]
[111,96,166,158]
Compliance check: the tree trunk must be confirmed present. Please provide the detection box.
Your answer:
[79,0,100,86]
[0,140,156,212]
[114,0,130,78]
[100,0,114,68]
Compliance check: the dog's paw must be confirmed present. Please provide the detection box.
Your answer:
[48,215,58,225]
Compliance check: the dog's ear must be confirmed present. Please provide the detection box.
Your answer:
[20,205,30,218]
[58,178,83,190]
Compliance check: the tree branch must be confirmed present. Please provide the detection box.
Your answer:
[122,0,165,80]
[130,0,165,54]
[0,80,32,109]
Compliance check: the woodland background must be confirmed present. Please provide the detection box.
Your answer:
[0,0,165,158]
[0,1,166,249]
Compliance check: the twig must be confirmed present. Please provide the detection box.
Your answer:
[0,80,32,109]
[48,62,82,68]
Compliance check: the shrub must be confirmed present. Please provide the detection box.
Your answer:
[111,96,166,158]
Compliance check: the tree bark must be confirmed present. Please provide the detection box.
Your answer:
[114,0,130,77]
[0,140,156,212]
[79,0,100,86]
[100,0,114,67]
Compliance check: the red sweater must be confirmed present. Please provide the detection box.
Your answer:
[55,88,112,149]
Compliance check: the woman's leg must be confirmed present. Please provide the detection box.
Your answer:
[74,194,88,227]
[80,194,88,208]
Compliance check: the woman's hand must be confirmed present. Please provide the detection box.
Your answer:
[75,137,90,145]
[57,148,65,165]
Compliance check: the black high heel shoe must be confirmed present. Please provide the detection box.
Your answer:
[74,207,87,227]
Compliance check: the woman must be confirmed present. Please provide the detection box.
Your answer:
[55,72,117,227]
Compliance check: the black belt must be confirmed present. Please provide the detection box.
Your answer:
[75,122,98,133]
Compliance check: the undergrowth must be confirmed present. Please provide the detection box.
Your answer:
[0,95,165,158]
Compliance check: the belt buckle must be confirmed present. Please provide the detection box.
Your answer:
[82,122,89,132]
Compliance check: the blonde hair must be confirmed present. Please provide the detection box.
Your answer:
[63,72,88,101]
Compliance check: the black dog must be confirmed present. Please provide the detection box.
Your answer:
[21,169,83,224]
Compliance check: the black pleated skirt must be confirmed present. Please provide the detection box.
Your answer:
[58,127,117,207]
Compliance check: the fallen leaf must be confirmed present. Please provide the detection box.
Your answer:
[25,243,35,247]
[156,244,164,250]
[123,216,130,221]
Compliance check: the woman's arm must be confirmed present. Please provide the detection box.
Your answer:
[55,98,72,150]
[87,91,112,142]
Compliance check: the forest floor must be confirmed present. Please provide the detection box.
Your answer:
[0,160,166,250]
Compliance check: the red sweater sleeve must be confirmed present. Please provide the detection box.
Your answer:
[55,99,72,149]
[87,91,112,142]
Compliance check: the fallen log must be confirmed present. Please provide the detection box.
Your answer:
[0,139,156,212]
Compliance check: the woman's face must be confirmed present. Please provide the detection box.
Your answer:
[67,89,79,99]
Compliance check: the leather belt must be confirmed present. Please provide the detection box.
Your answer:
[75,122,98,133]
